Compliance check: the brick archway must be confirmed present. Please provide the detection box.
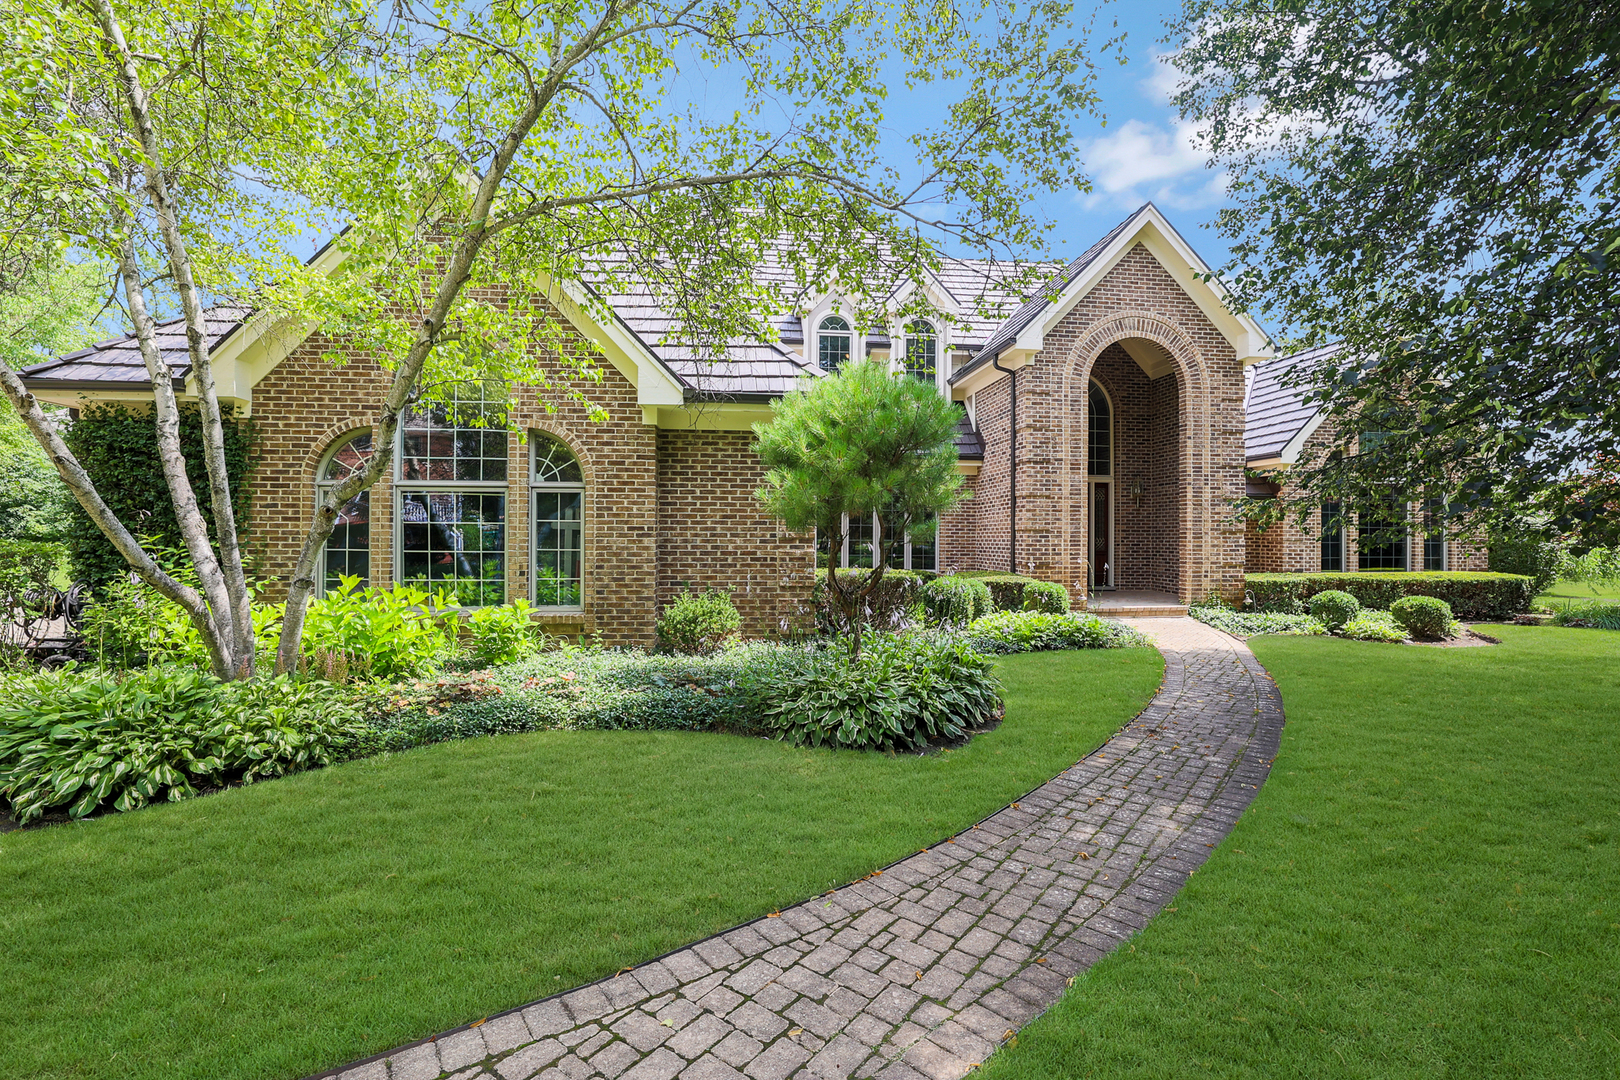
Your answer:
[1058,311,1213,605]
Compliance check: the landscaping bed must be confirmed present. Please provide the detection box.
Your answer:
[0,647,1162,1080]
[1244,570,1533,620]
[977,624,1620,1079]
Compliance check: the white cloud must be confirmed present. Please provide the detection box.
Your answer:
[1077,51,1225,212]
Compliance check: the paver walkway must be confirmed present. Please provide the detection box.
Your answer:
[314,618,1284,1080]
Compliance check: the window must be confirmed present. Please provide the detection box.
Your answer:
[904,321,937,381]
[820,512,937,571]
[817,315,852,373]
[316,430,373,594]
[1358,499,1408,570]
[532,435,584,608]
[1088,382,1111,478]
[1423,498,1447,571]
[1320,502,1344,572]
[397,383,509,606]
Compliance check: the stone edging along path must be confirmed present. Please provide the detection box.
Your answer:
[311,618,1285,1080]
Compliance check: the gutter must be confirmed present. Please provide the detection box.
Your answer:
[991,354,1017,573]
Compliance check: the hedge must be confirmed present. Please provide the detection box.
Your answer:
[61,404,255,586]
[1245,571,1533,620]
[813,569,1063,630]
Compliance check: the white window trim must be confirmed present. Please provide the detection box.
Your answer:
[530,439,586,613]
[391,392,512,607]
[313,429,375,597]
[828,512,939,572]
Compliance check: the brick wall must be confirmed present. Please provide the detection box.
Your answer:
[656,428,815,638]
[1245,416,1492,575]
[246,309,808,646]
[960,244,1247,606]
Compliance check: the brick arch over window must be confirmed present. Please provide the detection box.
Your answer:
[526,422,598,486]
[1058,311,1216,604]
[303,418,378,478]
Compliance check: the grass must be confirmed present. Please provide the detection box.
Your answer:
[1537,579,1620,606]
[0,647,1162,1080]
[978,625,1620,1079]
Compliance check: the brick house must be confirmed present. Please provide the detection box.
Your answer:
[22,204,1482,643]
[1241,343,1488,577]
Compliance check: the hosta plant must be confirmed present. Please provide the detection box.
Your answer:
[0,668,369,822]
[762,633,1001,752]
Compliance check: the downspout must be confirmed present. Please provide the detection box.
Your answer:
[992,354,1017,573]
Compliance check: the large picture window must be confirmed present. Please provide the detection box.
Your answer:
[817,512,936,571]
[397,383,508,606]
[1359,499,1409,570]
[316,430,373,594]
[532,435,584,609]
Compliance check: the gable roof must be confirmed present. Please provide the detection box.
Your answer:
[20,306,251,391]
[952,206,1148,383]
[1244,342,1342,463]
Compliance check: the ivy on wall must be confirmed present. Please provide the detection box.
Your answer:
[62,405,255,586]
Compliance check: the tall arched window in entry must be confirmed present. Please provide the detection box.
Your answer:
[817,315,852,372]
[315,430,373,595]
[398,382,509,607]
[532,435,584,609]
[1087,381,1113,591]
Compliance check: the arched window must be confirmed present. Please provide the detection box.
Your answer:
[397,382,509,606]
[817,314,852,373]
[531,435,585,609]
[904,320,937,381]
[1088,381,1112,478]
[316,430,373,595]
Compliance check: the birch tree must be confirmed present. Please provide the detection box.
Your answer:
[1,0,1119,678]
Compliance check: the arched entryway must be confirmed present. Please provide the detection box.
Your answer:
[1061,313,1208,606]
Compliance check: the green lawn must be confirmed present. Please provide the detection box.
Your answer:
[979,625,1620,1079]
[1538,580,1620,605]
[0,647,1161,1080]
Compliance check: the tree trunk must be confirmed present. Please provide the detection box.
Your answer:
[89,0,253,677]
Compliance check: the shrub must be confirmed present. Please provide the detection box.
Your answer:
[1391,595,1455,640]
[1245,572,1533,620]
[811,569,933,633]
[0,668,368,822]
[301,577,459,680]
[1548,600,1620,630]
[656,589,742,654]
[1021,580,1071,614]
[1339,610,1407,642]
[955,572,1050,612]
[962,610,1148,653]
[1308,590,1361,632]
[1488,531,1567,594]
[1189,602,1326,638]
[760,634,1001,752]
[921,576,993,627]
[465,601,541,667]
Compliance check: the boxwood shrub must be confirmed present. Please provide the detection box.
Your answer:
[811,569,933,632]
[1021,580,1071,614]
[1246,571,1532,620]
[1308,590,1360,632]
[1391,595,1455,641]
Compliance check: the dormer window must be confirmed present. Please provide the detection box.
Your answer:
[817,315,852,372]
[904,320,937,380]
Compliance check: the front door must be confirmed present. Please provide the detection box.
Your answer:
[1089,480,1113,590]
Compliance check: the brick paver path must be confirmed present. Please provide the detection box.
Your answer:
[314,618,1283,1080]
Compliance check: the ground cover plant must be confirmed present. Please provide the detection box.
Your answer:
[978,625,1620,1079]
[1186,601,1325,638]
[1548,600,1620,631]
[963,610,1147,653]
[0,647,1162,1080]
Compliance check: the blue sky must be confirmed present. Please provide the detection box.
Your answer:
[878,0,1234,270]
